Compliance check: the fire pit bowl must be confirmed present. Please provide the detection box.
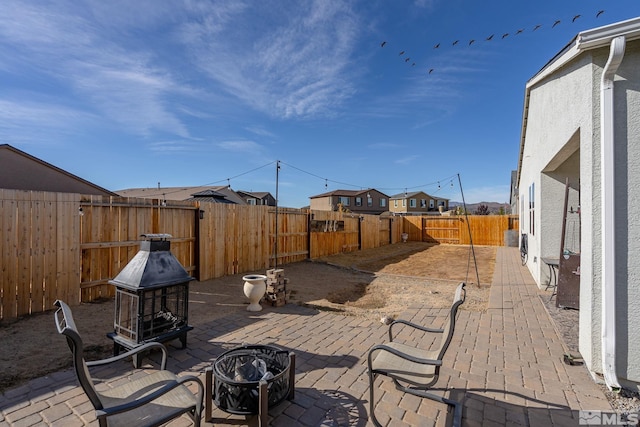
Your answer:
[205,344,295,423]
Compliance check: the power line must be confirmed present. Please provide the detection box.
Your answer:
[279,161,367,189]
[279,161,459,195]
[131,161,277,198]
[138,158,459,200]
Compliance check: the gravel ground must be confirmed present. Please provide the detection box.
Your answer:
[541,294,640,415]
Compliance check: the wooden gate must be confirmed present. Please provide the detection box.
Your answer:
[79,196,197,302]
[423,217,462,244]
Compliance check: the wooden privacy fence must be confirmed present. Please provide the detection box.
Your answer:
[198,204,311,278]
[404,214,519,245]
[1,190,80,321]
[79,195,198,302]
[307,211,403,258]
[1,189,514,320]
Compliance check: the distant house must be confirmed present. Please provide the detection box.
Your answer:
[236,190,276,206]
[0,144,115,196]
[309,189,389,215]
[388,191,449,215]
[516,17,640,390]
[186,189,236,204]
[117,186,247,205]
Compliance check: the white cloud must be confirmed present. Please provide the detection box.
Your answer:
[0,1,191,139]
[246,126,277,138]
[394,155,420,165]
[0,0,368,141]
[179,0,363,119]
[147,140,208,153]
[0,99,95,144]
[413,0,438,9]
[361,45,493,125]
[73,63,190,138]
[217,140,263,153]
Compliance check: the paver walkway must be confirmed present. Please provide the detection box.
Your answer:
[0,247,612,426]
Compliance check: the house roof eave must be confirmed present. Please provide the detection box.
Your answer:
[517,16,640,193]
[0,144,117,196]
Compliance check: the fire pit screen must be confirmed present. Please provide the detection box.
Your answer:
[114,283,189,342]
[108,234,194,366]
[205,344,295,426]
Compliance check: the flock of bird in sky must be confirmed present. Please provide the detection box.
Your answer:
[380,9,607,75]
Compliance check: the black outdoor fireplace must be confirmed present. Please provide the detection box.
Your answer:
[108,234,194,367]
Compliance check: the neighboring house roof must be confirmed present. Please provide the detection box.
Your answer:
[116,185,247,204]
[237,190,271,199]
[310,189,365,198]
[389,191,449,201]
[187,189,236,204]
[309,188,389,199]
[517,17,640,190]
[0,144,116,196]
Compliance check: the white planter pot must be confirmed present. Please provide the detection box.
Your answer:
[242,274,267,312]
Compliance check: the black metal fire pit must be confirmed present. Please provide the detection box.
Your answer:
[204,344,295,426]
[107,234,194,368]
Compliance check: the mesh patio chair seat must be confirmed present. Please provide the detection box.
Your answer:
[367,282,466,427]
[54,300,204,427]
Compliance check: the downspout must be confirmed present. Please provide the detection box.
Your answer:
[600,35,625,390]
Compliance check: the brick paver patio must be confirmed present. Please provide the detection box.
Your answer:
[0,247,612,426]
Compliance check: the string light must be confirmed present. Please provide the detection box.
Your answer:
[131,158,458,203]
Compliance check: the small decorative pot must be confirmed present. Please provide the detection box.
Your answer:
[242,274,267,312]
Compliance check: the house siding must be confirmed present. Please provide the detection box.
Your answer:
[310,196,333,211]
[309,190,389,214]
[521,52,599,371]
[519,37,640,389]
[388,192,448,215]
[522,61,588,271]
[614,42,640,386]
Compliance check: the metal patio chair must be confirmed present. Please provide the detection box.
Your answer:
[54,300,204,427]
[367,282,466,427]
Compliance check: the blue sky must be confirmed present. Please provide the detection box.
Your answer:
[2,1,638,208]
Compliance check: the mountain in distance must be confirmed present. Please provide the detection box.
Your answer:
[449,201,512,215]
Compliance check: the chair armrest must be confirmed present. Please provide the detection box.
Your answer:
[95,374,204,418]
[389,319,444,342]
[368,344,443,368]
[189,374,205,418]
[86,342,168,369]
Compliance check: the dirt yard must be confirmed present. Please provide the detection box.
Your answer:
[0,242,495,393]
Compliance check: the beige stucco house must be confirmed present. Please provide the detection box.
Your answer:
[388,191,449,215]
[516,17,640,391]
[309,189,389,215]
